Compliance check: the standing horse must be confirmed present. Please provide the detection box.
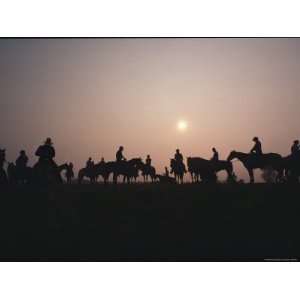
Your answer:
[7,163,33,184]
[187,157,231,183]
[105,158,144,184]
[227,151,284,183]
[140,162,157,183]
[78,165,100,184]
[283,154,300,183]
[170,158,186,184]
[32,161,68,185]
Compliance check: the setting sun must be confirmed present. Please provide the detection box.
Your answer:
[177,120,188,131]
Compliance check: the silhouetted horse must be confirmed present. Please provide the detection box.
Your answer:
[0,149,7,184]
[7,163,33,184]
[140,163,157,182]
[105,158,144,184]
[32,161,69,185]
[78,162,110,184]
[170,158,185,184]
[227,151,284,183]
[187,157,231,183]
[283,154,300,183]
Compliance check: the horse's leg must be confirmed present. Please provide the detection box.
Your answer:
[248,168,254,183]
[276,167,283,183]
[113,173,117,184]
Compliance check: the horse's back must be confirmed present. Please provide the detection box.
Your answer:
[264,153,282,159]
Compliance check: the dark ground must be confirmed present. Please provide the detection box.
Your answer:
[0,183,300,261]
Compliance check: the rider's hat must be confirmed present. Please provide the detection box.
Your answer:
[253,137,259,142]
[294,140,299,144]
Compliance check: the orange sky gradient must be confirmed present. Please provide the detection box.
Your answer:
[1,38,300,181]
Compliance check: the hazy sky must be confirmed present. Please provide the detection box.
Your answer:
[1,38,300,181]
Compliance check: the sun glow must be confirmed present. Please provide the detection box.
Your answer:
[177,120,188,132]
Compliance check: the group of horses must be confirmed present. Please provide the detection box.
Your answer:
[1,148,300,185]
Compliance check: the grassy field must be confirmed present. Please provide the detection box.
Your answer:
[0,183,300,261]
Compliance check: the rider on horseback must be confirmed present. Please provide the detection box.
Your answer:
[174,149,186,172]
[116,146,126,162]
[146,155,151,166]
[16,150,28,170]
[291,140,300,157]
[86,157,94,169]
[250,137,263,155]
[35,138,56,166]
[210,147,219,163]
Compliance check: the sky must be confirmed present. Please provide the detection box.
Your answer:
[1,38,300,181]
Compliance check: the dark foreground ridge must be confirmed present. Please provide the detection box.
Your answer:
[0,183,300,261]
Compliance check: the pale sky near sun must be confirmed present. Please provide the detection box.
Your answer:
[1,38,300,181]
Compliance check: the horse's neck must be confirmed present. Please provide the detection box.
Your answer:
[58,164,67,171]
[235,152,248,162]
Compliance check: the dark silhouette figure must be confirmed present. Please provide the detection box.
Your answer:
[187,157,231,183]
[291,140,300,157]
[141,157,156,182]
[35,137,56,163]
[33,138,63,184]
[9,150,31,184]
[108,158,143,184]
[174,149,187,173]
[0,148,6,170]
[165,167,169,177]
[250,137,263,155]
[170,158,185,184]
[210,147,219,163]
[116,146,125,162]
[16,150,28,169]
[65,162,74,183]
[0,148,7,184]
[86,157,94,169]
[227,150,283,183]
[146,155,151,166]
[283,141,300,182]
[155,167,176,183]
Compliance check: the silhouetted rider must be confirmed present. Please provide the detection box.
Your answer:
[291,140,300,157]
[116,146,125,162]
[86,157,94,169]
[250,137,262,155]
[35,138,56,163]
[174,149,186,172]
[146,155,151,166]
[16,150,28,169]
[210,147,219,163]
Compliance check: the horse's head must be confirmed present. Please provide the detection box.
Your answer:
[227,150,237,161]
[130,158,144,169]
[58,163,69,171]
